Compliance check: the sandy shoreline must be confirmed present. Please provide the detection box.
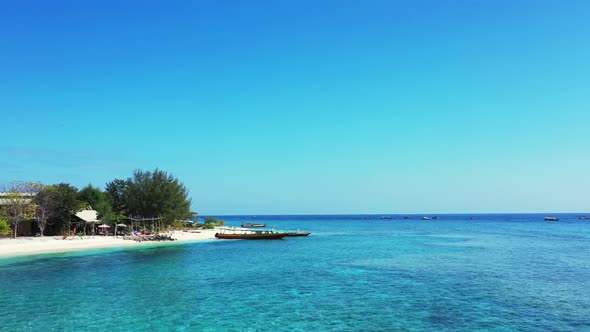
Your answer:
[0,229,219,258]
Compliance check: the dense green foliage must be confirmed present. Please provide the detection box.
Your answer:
[204,217,224,227]
[79,184,114,222]
[0,217,11,236]
[53,183,84,235]
[105,179,130,215]
[78,184,103,208]
[0,181,41,237]
[126,169,191,225]
[2,168,194,236]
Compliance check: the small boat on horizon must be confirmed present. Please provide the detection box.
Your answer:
[422,216,430,220]
[544,217,559,222]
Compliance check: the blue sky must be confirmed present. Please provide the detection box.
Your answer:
[1,0,589,214]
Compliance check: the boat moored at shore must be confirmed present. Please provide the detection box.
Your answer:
[215,232,286,240]
[215,228,286,240]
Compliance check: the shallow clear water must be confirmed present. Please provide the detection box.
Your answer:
[1,214,590,331]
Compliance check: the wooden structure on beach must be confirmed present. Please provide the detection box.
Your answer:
[126,216,163,232]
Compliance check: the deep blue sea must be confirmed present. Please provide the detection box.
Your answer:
[1,214,589,331]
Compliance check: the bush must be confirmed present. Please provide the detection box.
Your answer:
[0,218,10,236]
[171,220,185,229]
[204,217,225,227]
[203,223,216,229]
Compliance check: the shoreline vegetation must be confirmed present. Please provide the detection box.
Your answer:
[0,168,221,258]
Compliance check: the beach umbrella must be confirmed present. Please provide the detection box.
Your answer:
[114,223,127,236]
[98,224,110,228]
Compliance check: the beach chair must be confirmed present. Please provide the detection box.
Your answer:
[132,231,143,242]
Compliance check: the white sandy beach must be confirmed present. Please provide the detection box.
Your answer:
[0,229,219,258]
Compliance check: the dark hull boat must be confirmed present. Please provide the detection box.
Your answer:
[285,232,311,237]
[215,232,286,240]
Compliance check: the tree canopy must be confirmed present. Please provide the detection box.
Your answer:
[0,181,41,237]
[0,216,11,236]
[126,169,191,225]
[79,184,114,222]
[34,185,59,236]
[78,184,103,208]
[105,179,129,215]
[53,183,84,235]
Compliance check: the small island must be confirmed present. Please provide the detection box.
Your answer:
[0,169,223,257]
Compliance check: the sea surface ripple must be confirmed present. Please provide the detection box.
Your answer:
[1,214,589,331]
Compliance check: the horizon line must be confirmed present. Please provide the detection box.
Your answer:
[197,212,590,216]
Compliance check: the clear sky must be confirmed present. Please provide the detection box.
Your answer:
[1,1,589,214]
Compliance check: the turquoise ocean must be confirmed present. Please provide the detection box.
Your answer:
[1,214,589,331]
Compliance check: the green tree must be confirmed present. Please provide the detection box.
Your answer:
[78,184,114,223]
[94,198,114,223]
[34,185,59,236]
[126,169,191,225]
[105,179,130,215]
[205,216,224,226]
[1,181,41,237]
[203,217,224,229]
[0,215,11,236]
[78,184,103,208]
[53,183,83,237]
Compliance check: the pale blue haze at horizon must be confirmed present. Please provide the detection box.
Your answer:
[0,1,589,214]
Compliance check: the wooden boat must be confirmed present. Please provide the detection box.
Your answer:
[241,223,267,228]
[215,230,286,240]
[285,232,311,237]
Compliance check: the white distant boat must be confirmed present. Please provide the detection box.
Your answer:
[544,217,559,222]
[422,216,430,220]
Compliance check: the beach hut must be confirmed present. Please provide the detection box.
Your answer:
[74,209,101,235]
